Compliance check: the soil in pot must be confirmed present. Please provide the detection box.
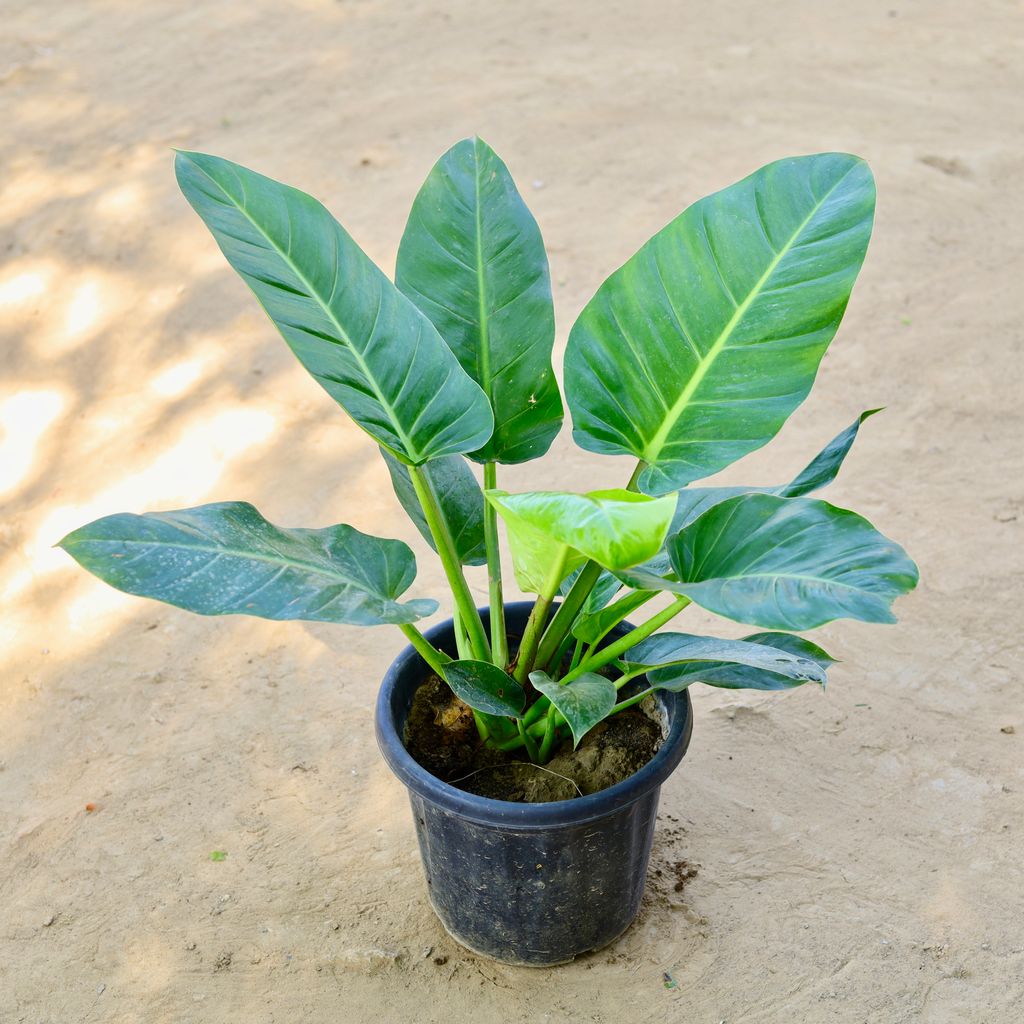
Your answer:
[404,673,665,802]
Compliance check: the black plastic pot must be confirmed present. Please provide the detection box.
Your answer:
[375,601,693,967]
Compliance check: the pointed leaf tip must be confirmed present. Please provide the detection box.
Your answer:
[530,671,617,748]
[443,660,526,718]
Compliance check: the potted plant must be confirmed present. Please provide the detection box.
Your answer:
[59,139,918,966]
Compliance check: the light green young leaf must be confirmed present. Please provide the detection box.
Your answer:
[396,137,562,464]
[529,671,618,748]
[623,631,828,689]
[666,493,919,629]
[443,660,526,718]
[175,151,493,464]
[58,502,436,626]
[484,494,585,594]
[379,448,486,565]
[486,489,677,593]
[565,153,876,494]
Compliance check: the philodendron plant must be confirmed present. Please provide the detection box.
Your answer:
[60,139,918,769]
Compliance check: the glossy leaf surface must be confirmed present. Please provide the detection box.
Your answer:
[485,494,585,594]
[778,408,882,497]
[565,153,875,494]
[397,137,562,463]
[667,493,918,629]
[486,489,677,578]
[176,151,492,464]
[620,408,886,586]
[59,502,436,625]
[529,671,618,748]
[623,631,828,688]
[645,631,835,691]
[379,448,486,565]
[443,660,526,718]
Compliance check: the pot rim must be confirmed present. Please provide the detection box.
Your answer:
[375,601,693,830]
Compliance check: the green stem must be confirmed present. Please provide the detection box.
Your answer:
[568,637,585,674]
[517,717,541,762]
[534,560,604,669]
[537,705,557,762]
[626,460,645,490]
[522,693,551,728]
[532,460,649,671]
[398,624,451,677]
[494,713,560,752]
[562,596,691,684]
[513,595,554,684]
[451,606,473,660]
[512,548,569,684]
[409,464,490,662]
[482,462,508,669]
[614,666,650,689]
[608,686,655,716]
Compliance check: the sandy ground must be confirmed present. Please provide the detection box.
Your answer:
[2,1,1022,1021]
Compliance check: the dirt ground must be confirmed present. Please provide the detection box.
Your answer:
[2,1,1022,1021]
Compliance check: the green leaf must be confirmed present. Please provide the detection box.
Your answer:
[58,502,436,626]
[529,671,618,748]
[379,448,486,565]
[175,151,493,464]
[559,565,622,614]
[644,631,836,691]
[620,408,885,586]
[486,489,677,578]
[565,153,876,494]
[484,493,585,594]
[778,408,882,497]
[666,493,919,629]
[573,589,656,645]
[443,660,526,718]
[623,631,828,690]
[396,137,562,463]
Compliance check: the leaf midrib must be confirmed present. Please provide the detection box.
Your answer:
[684,568,882,596]
[186,156,422,461]
[642,164,858,464]
[72,537,390,595]
[470,138,497,464]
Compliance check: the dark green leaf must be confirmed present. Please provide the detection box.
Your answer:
[529,671,618,748]
[58,502,436,625]
[778,408,882,497]
[623,631,829,690]
[379,448,486,565]
[397,137,562,463]
[565,153,875,494]
[443,660,526,718]
[667,493,919,629]
[175,151,493,464]
[622,409,884,584]
[645,631,835,691]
